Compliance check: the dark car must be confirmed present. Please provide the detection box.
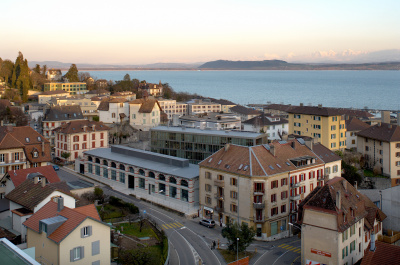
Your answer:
[53,165,60,171]
[199,219,215,228]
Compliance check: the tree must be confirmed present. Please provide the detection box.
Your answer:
[94,187,104,202]
[118,248,152,265]
[342,160,362,186]
[33,64,41,74]
[61,152,71,160]
[123,74,131,82]
[42,65,47,76]
[0,60,14,86]
[221,221,256,253]
[64,64,79,82]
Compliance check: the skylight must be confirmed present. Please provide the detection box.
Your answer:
[218,160,222,165]
[243,165,248,171]
[25,137,30,143]
[269,165,274,170]
[286,162,291,166]
[276,164,281,168]
[238,164,243,170]
[208,158,213,163]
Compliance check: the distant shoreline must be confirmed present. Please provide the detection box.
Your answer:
[76,68,400,71]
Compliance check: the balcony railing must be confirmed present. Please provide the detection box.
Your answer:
[253,202,265,209]
[0,159,27,165]
[214,180,224,187]
[290,182,301,188]
[254,215,266,223]
[290,194,301,201]
[215,206,224,213]
[214,193,224,200]
[253,190,265,195]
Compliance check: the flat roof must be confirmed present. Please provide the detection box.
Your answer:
[84,146,199,179]
[151,126,266,139]
[0,238,39,265]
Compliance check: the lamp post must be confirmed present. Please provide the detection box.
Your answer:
[236,237,239,265]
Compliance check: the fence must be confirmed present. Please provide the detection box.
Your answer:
[379,229,400,244]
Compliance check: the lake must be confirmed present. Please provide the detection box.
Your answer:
[87,70,400,110]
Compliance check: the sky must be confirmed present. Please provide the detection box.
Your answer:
[1,0,399,64]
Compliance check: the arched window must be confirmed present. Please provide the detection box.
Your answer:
[103,160,108,166]
[88,156,93,162]
[169,177,176,184]
[139,169,145,176]
[129,167,135,173]
[120,164,125,171]
[111,162,117,168]
[181,180,188,187]
[159,174,165,181]
[149,171,155,178]
[95,158,100,164]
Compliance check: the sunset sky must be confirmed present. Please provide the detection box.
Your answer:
[1,0,399,64]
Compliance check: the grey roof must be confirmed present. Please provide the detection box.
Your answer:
[358,189,382,203]
[41,216,67,225]
[43,105,84,121]
[151,126,266,139]
[84,146,199,179]
[67,180,94,189]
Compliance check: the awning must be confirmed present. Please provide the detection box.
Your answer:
[203,206,214,213]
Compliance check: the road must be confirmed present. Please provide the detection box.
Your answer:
[57,167,301,265]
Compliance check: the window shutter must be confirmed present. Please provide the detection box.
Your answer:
[92,240,100,256]
[81,228,84,238]
[89,226,92,236]
[254,183,257,191]
[261,183,264,191]
[70,249,74,262]
[80,246,84,259]
[304,186,306,193]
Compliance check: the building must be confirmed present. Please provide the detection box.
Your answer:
[297,177,386,265]
[198,139,332,241]
[151,126,268,164]
[243,114,289,140]
[49,97,98,116]
[361,240,400,265]
[42,105,85,146]
[345,117,370,150]
[23,200,110,265]
[46,69,62,81]
[177,112,241,130]
[209,98,237,113]
[111,91,136,101]
[38,90,70,104]
[312,142,342,180]
[97,98,129,124]
[5,178,74,242]
[157,99,188,120]
[129,97,162,131]
[84,89,110,99]
[357,123,400,186]
[0,238,39,264]
[229,105,262,121]
[0,126,51,173]
[95,79,108,89]
[44,82,89,95]
[53,120,110,161]
[79,145,199,215]
[139,82,163,96]
[187,99,221,115]
[381,184,400,232]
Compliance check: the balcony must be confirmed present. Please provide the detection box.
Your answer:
[254,215,266,223]
[214,180,224,187]
[291,182,301,188]
[214,193,224,200]
[0,159,27,166]
[253,190,265,196]
[253,202,265,209]
[290,194,301,201]
[215,206,224,213]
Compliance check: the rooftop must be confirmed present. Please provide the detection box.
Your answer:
[243,113,288,126]
[129,98,161,113]
[229,105,262,115]
[346,117,371,132]
[2,165,60,188]
[43,105,84,121]
[312,142,342,163]
[361,240,400,265]
[179,112,240,123]
[357,123,400,142]
[0,238,39,265]
[52,120,110,134]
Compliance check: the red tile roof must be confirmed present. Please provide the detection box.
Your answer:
[357,123,400,142]
[129,98,161,113]
[361,241,400,265]
[23,201,103,243]
[52,120,110,134]
[6,165,60,188]
[345,117,371,132]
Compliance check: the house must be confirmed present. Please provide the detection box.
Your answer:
[97,98,129,124]
[84,89,111,99]
[198,139,333,241]
[111,91,136,101]
[38,90,70,104]
[5,178,74,242]
[381,184,400,231]
[177,112,241,130]
[361,240,400,265]
[42,105,85,146]
[187,99,221,115]
[297,177,386,265]
[312,142,342,180]
[209,98,237,114]
[357,123,400,186]
[242,113,288,140]
[24,200,110,265]
[0,238,39,264]
[129,96,162,131]
[44,82,88,95]
[229,105,262,121]
[345,117,370,150]
[0,126,51,173]
[139,81,163,96]
[53,120,110,161]
[78,145,199,215]
[95,79,109,89]
[46,69,62,81]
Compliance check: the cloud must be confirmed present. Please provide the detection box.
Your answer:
[311,50,337,58]
[264,53,281,60]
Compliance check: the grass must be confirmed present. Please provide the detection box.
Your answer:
[97,204,125,221]
[218,249,255,263]
[115,222,157,238]
[363,169,388,179]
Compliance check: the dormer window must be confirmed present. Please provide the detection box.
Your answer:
[25,137,30,143]
[37,136,42,141]
[343,213,347,223]
[33,151,39,158]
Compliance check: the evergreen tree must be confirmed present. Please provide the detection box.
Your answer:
[64,64,79,82]
[33,64,41,74]
[42,65,47,76]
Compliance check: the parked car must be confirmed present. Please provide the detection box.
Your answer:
[53,165,60,171]
[199,219,215,228]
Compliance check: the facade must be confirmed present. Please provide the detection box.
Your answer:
[345,117,370,150]
[177,112,241,130]
[24,200,110,265]
[42,105,85,146]
[38,90,70,104]
[381,184,400,231]
[97,98,129,124]
[158,99,188,120]
[357,123,400,186]
[44,82,88,95]
[209,98,236,113]
[312,142,342,180]
[53,120,110,161]
[0,126,51,174]
[111,91,136,101]
[187,99,221,115]
[46,69,62,81]
[84,89,110,99]
[49,97,98,116]
[198,139,334,241]
[129,97,162,131]
[229,105,262,121]
[80,145,199,215]
[139,82,163,96]
[150,126,268,164]
[243,114,289,140]
[298,177,386,265]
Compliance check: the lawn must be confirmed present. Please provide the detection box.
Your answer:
[218,249,255,263]
[115,222,157,238]
[97,204,125,221]
[363,169,387,179]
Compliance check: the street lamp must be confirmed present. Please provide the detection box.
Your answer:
[236,237,239,265]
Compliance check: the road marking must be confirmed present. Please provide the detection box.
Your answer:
[279,244,301,253]
[170,241,180,265]
[162,222,184,229]
[272,249,290,265]
[291,255,301,265]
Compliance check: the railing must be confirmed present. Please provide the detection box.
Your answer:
[254,215,266,222]
[214,180,224,187]
[215,206,224,212]
[290,182,301,188]
[253,202,265,209]
[253,190,265,195]
[214,193,224,200]
[0,159,27,164]
[290,194,301,201]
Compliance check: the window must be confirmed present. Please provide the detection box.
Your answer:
[281,191,288,199]
[271,180,278,189]
[14,152,19,161]
[332,116,337,122]
[365,146,369,151]
[331,143,336,148]
[82,143,87,149]
[132,114,136,119]
[205,184,212,192]
[333,165,338,173]
[294,122,301,127]
[331,134,336,139]
[84,135,87,141]
[149,171,155,178]
[73,136,79,142]
[120,172,125,183]
[103,168,108,178]
[281,204,286,213]
[111,170,116,180]
[281,178,287,186]
[206,196,212,205]
[230,204,237,213]
[271,207,278,216]
[170,177,177,184]
[181,180,188,187]
[0,154,4,162]
[231,178,237,186]
[92,142,95,148]
[342,246,348,259]
[350,241,356,253]
[397,143,400,148]
[342,229,348,242]
[271,194,277,202]
[82,226,92,237]
[95,166,100,176]
[205,172,211,179]
[139,169,145,176]
[231,191,238,199]
[88,164,92,173]
[71,247,84,261]
[92,134,96,140]
[331,125,336,130]
[73,144,79,150]
[139,178,145,189]
[300,173,306,181]
[314,116,321,121]
[33,151,38,158]
[112,113,116,118]
[350,224,355,236]
[294,114,301,119]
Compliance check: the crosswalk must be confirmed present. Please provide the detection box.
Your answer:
[278,244,301,254]
[161,222,184,230]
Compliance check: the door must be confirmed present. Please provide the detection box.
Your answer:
[128,175,135,189]
[80,164,84,174]
[271,221,278,236]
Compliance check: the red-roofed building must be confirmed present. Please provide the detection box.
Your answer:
[24,200,110,265]
[361,240,400,265]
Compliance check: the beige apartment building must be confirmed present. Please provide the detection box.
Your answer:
[53,120,110,161]
[287,105,346,150]
[357,123,400,186]
[298,177,386,265]
[158,98,188,119]
[198,139,338,241]
[38,90,70,104]
[188,99,221,115]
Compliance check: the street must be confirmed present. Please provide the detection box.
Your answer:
[57,166,301,265]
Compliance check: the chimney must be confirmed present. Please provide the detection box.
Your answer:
[318,104,322,108]
[0,120,3,126]
[270,145,276,156]
[305,139,313,151]
[41,177,46,187]
[42,141,45,153]
[381,111,390,124]
[224,143,230,152]
[343,180,347,191]
[336,191,341,209]
[300,103,304,107]
[370,232,376,251]
[57,197,64,212]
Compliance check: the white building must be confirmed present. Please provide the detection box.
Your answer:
[129,97,162,131]
[187,99,221,115]
[97,98,129,124]
[177,112,241,130]
[158,99,188,120]
[243,114,289,140]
